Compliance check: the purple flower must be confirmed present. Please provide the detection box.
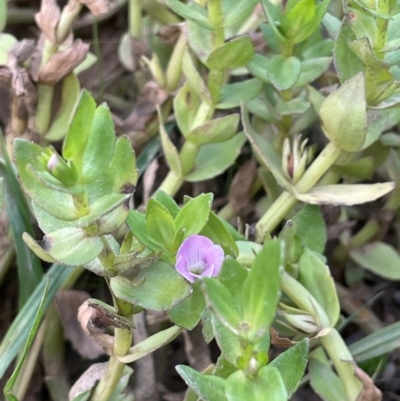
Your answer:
[175,235,224,283]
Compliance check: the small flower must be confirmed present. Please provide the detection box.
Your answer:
[175,235,224,283]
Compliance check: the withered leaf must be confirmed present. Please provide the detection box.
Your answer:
[352,362,382,401]
[270,327,297,348]
[228,159,258,213]
[55,290,104,360]
[10,40,36,64]
[68,362,107,401]
[157,24,182,44]
[123,81,169,132]
[78,300,115,356]
[35,0,61,44]
[38,39,90,85]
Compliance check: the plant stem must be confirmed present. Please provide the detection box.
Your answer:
[320,328,362,401]
[256,142,341,238]
[129,0,142,39]
[90,325,132,400]
[165,33,187,91]
[158,171,184,196]
[280,270,330,328]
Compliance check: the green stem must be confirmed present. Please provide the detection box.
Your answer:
[281,270,330,328]
[158,171,184,196]
[56,1,83,43]
[165,33,187,91]
[180,141,200,175]
[129,0,142,39]
[320,328,362,401]
[255,142,341,238]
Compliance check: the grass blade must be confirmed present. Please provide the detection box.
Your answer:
[0,134,42,309]
[3,278,49,401]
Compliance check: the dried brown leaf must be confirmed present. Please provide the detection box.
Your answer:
[10,40,36,63]
[228,159,258,213]
[55,290,104,360]
[270,327,298,348]
[157,24,182,44]
[77,300,115,356]
[123,81,169,132]
[143,158,159,203]
[68,362,107,401]
[38,39,90,85]
[119,33,149,71]
[351,362,382,401]
[35,0,61,43]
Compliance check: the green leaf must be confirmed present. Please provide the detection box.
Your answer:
[86,135,138,201]
[349,321,400,362]
[320,72,367,152]
[177,365,228,401]
[206,36,255,70]
[4,278,49,401]
[288,0,330,44]
[153,190,180,218]
[286,0,316,38]
[203,278,242,332]
[174,82,201,136]
[269,55,301,91]
[218,258,248,298]
[63,90,97,175]
[295,57,332,87]
[187,19,213,64]
[291,204,326,254]
[226,366,287,401]
[217,79,263,109]
[200,211,239,257]
[146,199,176,251]
[45,73,81,141]
[81,102,116,183]
[0,138,42,309]
[184,133,246,182]
[110,261,191,310]
[23,227,104,266]
[212,315,242,366]
[186,114,239,145]
[0,264,80,379]
[169,281,206,329]
[235,241,262,267]
[166,0,213,29]
[298,249,340,326]
[14,139,80,221]
[332,157,374,179]
[158,109,182,177]
[240,239,282,340]
[118,326,182,363]
[333,19,364,83]
[269,338,309,397]
[247,54,270,83]
[241,105,291,191]
[350,241,400,280]
[182,49,212,105]
[0,34,17,65]
[126,210,165,253]
[260,0,289,43]
[309,357,346,401]
[294,183,395,205]
[174,193,213,239]
[221,0,259,27]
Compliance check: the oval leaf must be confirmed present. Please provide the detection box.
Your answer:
[294,182,394,205]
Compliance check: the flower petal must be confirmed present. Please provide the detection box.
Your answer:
[204,244,224,276]
[175,254,195,282]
